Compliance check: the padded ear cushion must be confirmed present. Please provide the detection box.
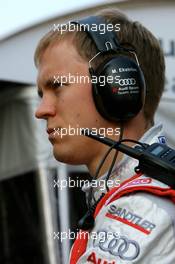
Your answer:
[91,56,146,121]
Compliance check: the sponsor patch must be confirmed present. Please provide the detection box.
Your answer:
[158,136,166,144]
[106,205,156,235]
[93,230,140,261]
[87,252,116,264]
[122,178,152,189]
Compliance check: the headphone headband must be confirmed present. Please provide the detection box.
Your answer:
[71,16,131,53]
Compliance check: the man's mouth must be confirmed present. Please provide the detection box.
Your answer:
[47,127,61,138]
[47,128,55,134]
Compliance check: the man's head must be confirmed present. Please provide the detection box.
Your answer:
[34,9,165,175]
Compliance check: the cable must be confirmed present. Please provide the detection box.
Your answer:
[118,139,147,148]
[105,123,124,192]
[87,140,117,207]
[87,122,124,208]
[87,131,147,207]
[104,138,147,192]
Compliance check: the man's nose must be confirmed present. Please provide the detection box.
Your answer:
[35,98,56,119]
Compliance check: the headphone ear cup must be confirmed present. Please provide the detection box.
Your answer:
[91,56,146,122]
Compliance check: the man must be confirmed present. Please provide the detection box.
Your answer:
[34,9,175,264]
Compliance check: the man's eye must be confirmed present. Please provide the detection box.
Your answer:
[53,82,62,89]
[38,90,43,98]
[53,82,69,90]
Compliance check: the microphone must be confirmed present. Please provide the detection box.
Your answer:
[78,193,105,230]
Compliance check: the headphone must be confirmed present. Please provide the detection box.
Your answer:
[71,16,146,122]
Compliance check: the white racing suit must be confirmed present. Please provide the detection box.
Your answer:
[69,124,175,264]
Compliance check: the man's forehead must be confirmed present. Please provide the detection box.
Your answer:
[36,46,63,87]
[36,60,52,84]
[37,44,87,85]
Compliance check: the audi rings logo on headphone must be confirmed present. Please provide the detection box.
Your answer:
[115,77,136,86]
[93,230,140,261]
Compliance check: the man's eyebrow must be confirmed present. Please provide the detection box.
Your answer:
[37,77,57,98]
[45,78,56,87]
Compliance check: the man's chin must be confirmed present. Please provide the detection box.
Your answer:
[52,147,83,165]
